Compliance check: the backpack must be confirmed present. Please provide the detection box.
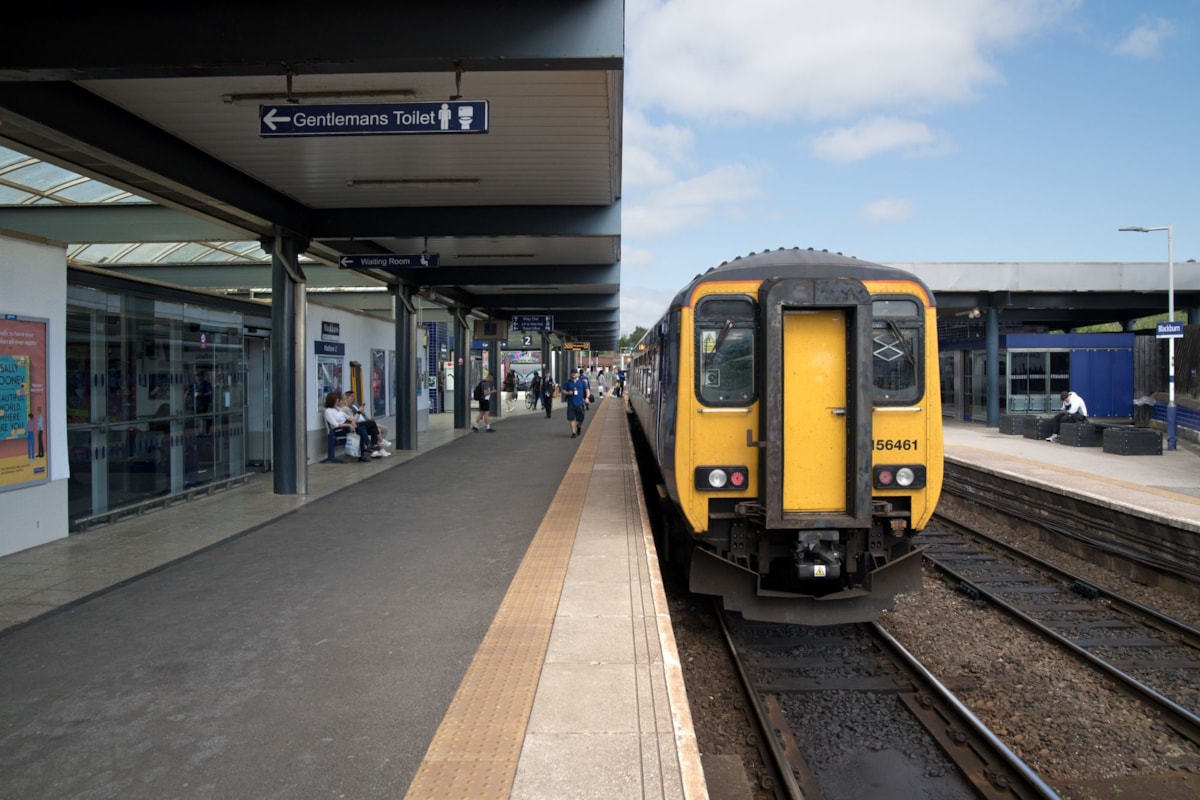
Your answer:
[473,382,483,402]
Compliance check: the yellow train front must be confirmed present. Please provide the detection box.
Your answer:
[630,248,943,625]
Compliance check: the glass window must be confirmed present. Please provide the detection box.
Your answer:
[695,297,756,405]
[871,298,923,404]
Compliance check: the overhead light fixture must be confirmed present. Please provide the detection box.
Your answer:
[346,178,480,187]
[222,89,417,105]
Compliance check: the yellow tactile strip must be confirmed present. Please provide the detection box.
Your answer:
[404,410,607,800]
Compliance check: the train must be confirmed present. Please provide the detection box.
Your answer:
[628,247,944,625]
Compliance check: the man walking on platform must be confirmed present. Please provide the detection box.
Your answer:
[562,367,587,438]
[473,373,495,432]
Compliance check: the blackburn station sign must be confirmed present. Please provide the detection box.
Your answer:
[260,101,489,137]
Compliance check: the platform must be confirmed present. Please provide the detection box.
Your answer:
[0,398,706,800]
[942,419,1200,534]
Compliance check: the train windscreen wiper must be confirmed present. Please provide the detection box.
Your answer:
[706,319,734,366]
[885,320,916,366]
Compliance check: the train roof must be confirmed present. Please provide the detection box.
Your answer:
[669,247,937,309]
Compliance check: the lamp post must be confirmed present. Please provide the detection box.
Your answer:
[1119,225,1176,451]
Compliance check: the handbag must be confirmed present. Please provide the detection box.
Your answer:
[343,429,361,458]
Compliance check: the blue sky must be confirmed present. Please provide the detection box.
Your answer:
[618,0,1200,334]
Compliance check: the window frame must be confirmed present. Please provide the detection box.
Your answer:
[870,295,925,406]
[693,295,758,407]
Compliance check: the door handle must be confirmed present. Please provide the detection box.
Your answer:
[831,408,846,416]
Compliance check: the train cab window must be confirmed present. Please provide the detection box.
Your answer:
[695,297,756,405]
[871,298,923,404]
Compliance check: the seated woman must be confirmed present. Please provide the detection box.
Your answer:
[324,391,372,462]
[341,391,390,456]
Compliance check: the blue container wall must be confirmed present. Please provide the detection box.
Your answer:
[1070,349,1134,417]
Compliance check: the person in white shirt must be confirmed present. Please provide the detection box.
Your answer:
[1047,390,1088,442]
[324,391,373,461]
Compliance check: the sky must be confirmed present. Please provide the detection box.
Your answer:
[618,0,1200,335]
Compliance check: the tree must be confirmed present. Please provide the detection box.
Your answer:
[619,326,648,349]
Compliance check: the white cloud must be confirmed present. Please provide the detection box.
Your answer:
[622,109,696,188]
[619,245,658,268]
[620,286,677,334]
[811,117,952,162]
[623,163,762,237]
[861,198,916,223]
[626,0,1080,120]
[1113,17,1176,59]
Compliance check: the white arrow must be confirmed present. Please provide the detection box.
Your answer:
[262,108,292,131]
[339,256,353,267]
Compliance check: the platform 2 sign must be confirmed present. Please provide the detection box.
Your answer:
[260,101,489,138]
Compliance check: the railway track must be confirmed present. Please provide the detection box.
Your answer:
[717,607,1057,799]
[921,517,1200,747]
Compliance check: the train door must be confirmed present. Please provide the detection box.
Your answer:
[781,310,847,512]
[760,277,873,531]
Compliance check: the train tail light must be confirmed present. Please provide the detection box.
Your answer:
[695,466,749,490]
[873,465,926,489]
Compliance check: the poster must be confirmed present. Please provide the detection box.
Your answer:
[371,348,386,417]
[0,314,50,492]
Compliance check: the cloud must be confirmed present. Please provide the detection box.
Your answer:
[626,0,1081,121]
[620,286,677,334]
[623,163,762,237]
[1113,17,1176,59]
[811,117,952,162]
[622,109,695,188]
[861,198,916,223]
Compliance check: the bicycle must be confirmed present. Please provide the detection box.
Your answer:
[525,391,538,410]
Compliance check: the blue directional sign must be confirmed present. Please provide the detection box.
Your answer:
[1156,321,1184,339]
[512,315,554,332]
[260,101,489,138]
[339,253,440,270]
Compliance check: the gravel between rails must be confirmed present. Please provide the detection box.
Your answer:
[881,501,1200,800]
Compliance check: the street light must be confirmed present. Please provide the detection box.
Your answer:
[1119,225,1176,451]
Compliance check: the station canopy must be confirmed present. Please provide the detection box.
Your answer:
[0,4,625,349]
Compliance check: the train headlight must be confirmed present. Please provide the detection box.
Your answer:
[873,465,926,489]
[695,466,749,491]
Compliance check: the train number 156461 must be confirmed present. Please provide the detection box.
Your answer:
[872,439,919,451]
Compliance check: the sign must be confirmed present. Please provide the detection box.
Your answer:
[563,342,591,351]
[260,101,489,137]
[322,321,340,340]
[314,341,346,356]
[1156,321,1184,339]
[512,315,554,332]
[339,253,439,270]
[471,340,510,350]
[0,314,50,491]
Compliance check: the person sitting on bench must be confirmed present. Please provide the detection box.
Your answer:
[324,391,372,462]
[342,391,390,456]
[1046,390,1087,442]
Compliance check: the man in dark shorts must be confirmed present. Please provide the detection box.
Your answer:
[473,372,495,432]
[562,367,587,438]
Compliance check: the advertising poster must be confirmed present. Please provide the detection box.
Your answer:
[371,348,386,417]
[0,314,50,492]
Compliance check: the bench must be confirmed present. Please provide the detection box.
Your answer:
[1021,416,1055,440]
[1000,413,1034,435]
[1058,421,1103,447]
[1102,426,1163,456]
[322,418,352,463]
